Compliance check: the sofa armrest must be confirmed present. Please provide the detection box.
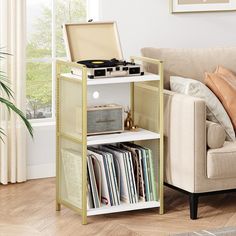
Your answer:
[164,90,206,193]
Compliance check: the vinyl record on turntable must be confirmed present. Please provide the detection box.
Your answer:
[77,60,116,68]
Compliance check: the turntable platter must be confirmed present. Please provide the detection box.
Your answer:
[77,60,116,68]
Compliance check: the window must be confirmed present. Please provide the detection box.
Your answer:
[26,0,98,120]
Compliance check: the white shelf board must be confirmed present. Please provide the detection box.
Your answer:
[88,201,160,216]
[60,72,160,85]
[87,128,160,146]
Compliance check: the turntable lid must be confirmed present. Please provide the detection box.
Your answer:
[63,22,123,62]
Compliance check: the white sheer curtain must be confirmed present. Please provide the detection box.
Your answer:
[0,0,27,184]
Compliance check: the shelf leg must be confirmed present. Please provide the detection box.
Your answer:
[159,61,164,216]
[82,66,88,226]
[56,63,61,213]
[56,202,61,211]
[82,214,87,225]
[159,204,164,215]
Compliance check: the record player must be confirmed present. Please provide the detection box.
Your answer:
[73,58,144,79]
[63,22,144,79]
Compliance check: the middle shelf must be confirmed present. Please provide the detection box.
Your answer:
[60,128,160,146]
[87,128,160,146]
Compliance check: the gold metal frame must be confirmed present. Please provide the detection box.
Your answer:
[170,0,236,13]
[56,57,164,224]
[130,56,164,214]
[56,60,88,225]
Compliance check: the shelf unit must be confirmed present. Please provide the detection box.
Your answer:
[56,56,164,225]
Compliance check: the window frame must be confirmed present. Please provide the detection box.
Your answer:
[27,0,99,124]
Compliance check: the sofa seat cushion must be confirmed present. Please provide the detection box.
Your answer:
[207,142,236,179]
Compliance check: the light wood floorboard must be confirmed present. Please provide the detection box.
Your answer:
[0,178,235,236]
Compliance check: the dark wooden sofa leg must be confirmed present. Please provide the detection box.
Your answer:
[189,193,199,220]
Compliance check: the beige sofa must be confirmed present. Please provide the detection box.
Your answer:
[141,47,236,219]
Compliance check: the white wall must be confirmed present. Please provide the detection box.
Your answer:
[100,0,236,58]
[27,0,236,179]
[27,122,56,179]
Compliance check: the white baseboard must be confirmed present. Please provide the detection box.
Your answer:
[27,163,55,180]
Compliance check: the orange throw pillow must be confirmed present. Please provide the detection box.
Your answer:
[205,66,236,130]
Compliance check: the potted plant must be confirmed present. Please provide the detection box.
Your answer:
[0,50,33,140]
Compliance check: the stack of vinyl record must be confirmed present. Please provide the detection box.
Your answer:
[87,143,157,209]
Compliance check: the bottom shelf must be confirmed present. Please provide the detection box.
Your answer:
[87,201,160,216]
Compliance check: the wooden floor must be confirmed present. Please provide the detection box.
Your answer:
[0,178,236,236]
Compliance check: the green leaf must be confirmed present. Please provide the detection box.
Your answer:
[0,51,33,141]
[0,97,33,138]
[0,50,11,56]
[0,128,5,142]
[0,80,14,99]
[0,52,11,59]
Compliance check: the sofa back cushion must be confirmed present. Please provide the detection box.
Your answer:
[205,66,236,130]
[141,47,236,89]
